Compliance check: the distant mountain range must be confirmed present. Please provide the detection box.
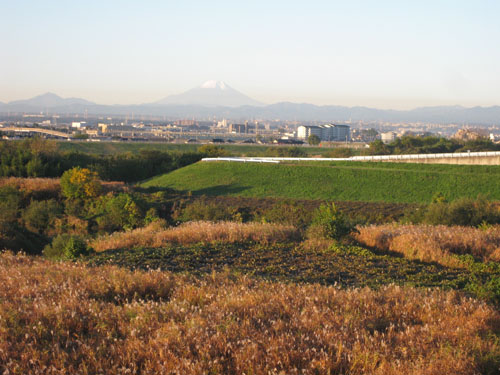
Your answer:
[1,82,500,125]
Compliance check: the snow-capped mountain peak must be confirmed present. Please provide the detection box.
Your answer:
[155,81,263,107]
[200,80,227,90]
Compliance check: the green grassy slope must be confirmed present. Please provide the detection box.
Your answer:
[141,161,500,203]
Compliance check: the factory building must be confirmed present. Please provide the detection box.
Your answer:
[297,124,350,141]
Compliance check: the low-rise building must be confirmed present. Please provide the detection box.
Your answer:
[381,132,397,143]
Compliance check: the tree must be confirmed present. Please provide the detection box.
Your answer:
[364,139,391,155]
[60,167,102,200]
[22,199,62,234]
[95,193,143,231]
[0,186,21,235]
[308,134,321,146]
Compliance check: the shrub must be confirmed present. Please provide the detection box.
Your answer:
[22,199,62,234]
[308,202,355,241]
[197,144,229,157]
[422,197,500,227]
[307,134,320,145]
[264,146,307,157]
[176,200,238,222]
[43,234,91,259]
[325,147,353,158]
[94,193,144,232]
[60,167,102,200]
[0,186,21,235]
[258,201,313,229]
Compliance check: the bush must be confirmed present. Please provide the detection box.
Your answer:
[22,199,62,234]
[197,144,229,157]
[176,200,239,222]
[43,234,91,259]
[421,197,500,227]
[307,134,320,146]
[0,186,21,235]
[264,147,307,157]
[308,202,355,241]
[325,148,353,158]
[258,201,313,229]
[60,167,102,200]
[94,193,144,232]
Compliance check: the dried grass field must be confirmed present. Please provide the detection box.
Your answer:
[1,252,498,375]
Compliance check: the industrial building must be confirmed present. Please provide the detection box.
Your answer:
[297,124,350,141]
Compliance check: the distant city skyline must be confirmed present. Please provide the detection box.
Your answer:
[1,0,500,110]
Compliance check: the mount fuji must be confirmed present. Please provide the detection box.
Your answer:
[154,80,263,107]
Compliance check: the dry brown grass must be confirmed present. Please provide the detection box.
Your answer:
[355,224,500,267]
[90,220,301,252]
[0,177,126,194]
[0,177,60,193]
[0,252,498,375]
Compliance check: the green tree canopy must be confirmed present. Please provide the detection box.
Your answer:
[308,134,321,146]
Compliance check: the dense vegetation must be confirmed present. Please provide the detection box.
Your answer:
[57,135,500,158]
[0,139,202,182]
[364,135,500,155]
[142,161,500,203]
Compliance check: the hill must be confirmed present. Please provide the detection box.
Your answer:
[141,161,500,203]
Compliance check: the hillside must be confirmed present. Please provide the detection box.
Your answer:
[141,161,500,203]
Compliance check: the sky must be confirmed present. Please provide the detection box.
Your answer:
[1,0,500,109]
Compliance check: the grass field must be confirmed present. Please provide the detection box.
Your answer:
[3,252,498,374]
[56,140,332,156]
[141,161,500,203]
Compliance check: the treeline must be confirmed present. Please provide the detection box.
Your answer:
[364,136,500,155]
[0,139,202,182]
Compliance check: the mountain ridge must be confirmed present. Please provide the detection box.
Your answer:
[2,88,500,125]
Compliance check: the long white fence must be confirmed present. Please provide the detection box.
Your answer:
[202,151,500,163]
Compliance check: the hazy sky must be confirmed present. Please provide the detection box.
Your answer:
[1,0,500,109]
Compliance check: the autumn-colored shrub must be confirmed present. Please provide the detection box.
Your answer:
[90,220,301,252]
[0,252,498,375]
[60,167,102,200]
[355,224,500,266]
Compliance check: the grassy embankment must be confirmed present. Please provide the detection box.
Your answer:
[141,161,500,203]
